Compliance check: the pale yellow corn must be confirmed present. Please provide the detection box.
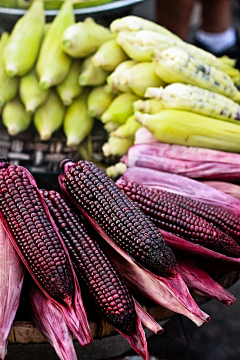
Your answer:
[133,98,164,114]
[112,114,141,139]
[106,59,137,93]
[134,109,240,152]
[102,133,134,157]
[153,47,240,101]
[145,83,240,123]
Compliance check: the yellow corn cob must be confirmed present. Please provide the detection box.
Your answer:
[19,67,49,114]
[133,98,164,114]
[100,92,140,125]
[112,114,142,139]
[3,0,45,77]
[63,90,94,146]
[2,96,32,136]
[87,85,115,119]
[103,121,120,133]
[0,32,19,108]
[118,61,166,97]
[78,55,110,86]
[61,17,113,58]
[102,133,134,157]
[36,0,74,90]
[106,162,127,179]
[145,83,240,124]
[56,59,83,106]
[134,109,240,153]
[110,15,181,41]
[106,59,137,94]
[91,39,129,72]
[33,90,65,140]
[153,47,240,101]
[116,31,154,62]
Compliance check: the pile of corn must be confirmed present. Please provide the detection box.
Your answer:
[1,0,240,158]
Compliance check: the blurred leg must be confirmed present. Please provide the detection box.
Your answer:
[201,0,232,32]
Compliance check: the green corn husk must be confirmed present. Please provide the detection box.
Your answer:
[119,61,166,97]
[33,90,65,140]
[133,98,164,114]
[19,67,49,114]
[102,133,134,157]
[61,17,113,58]
[112,114,142,139]
[106,59,137,94]
[63,89,94,146]
[56,59,83,106]
[103,121,120,133]
[36,0,75,90]
[0,0,17,7]
[2,96,32,136]
[91,39,129,72]
[3,0,45,77]
[87,85,115,119]
[0,32,19,108]
[100,92,140,125]
[134,109,240,153]
[78,55,110,86]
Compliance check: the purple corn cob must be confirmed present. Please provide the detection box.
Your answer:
[59,160,178,279]
[116,179,240,258]
[41,189,137,336]
[0,158,92,346]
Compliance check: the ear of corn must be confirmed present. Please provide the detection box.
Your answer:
[152,48,240,101]
[112,114,142,139]
[116,31,154,62]
[110,15,182,41]
[145,83,240,124]
[87,85,115,119]
[106,59,137,94]
[91,39,129,72]
[59,160,178,278]
[33,90,65,141]
[102,134,134,157]
[134,109,240,153]
[61,17,113,58]
[119,61,166,97]
[2,0,45,77]
[63,89,94,146]
[0,219,25,360]
[56,58,83,106]
[19,67,49,114]
[2,96,32,136]
[0,32,19,108]
[101,92,140,125]
[78,55,110,86]
[36,0,74,90]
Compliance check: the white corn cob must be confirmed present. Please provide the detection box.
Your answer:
[145,83,240,123]
[106,59,137,93]
[153,47,240,101]
[110,15,181,41]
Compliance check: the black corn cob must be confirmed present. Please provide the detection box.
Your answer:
[59,160,178,278]
[41,189,137,335]
[116,179,240,258]
[0,159,74,304]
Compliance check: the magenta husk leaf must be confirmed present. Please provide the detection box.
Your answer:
[134,127,159,145]
[175,255,236,306]
[201,181,240,200]
[0,162,92,347]
[0,219,25,360]
[58,174,210,327]
[120,143,240,181]
[134,300,164,335]
[118,166,240,217]
[28,280,78,360]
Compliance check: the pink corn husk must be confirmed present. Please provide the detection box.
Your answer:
[120,143,240,182]
[134,127,159,145]
[28,279,78,360]
[0,219,25,360]
[59,171,210,328]
[175,254,236,306]
[134,301,164,335]
[0,162,92,347]
[201,181,240,200]
[118,166,240,217]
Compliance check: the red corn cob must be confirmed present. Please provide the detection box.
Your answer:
[116,179,240,258]
[0,158,92,346]
[59,159,178,279]
[41,189,137,336]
